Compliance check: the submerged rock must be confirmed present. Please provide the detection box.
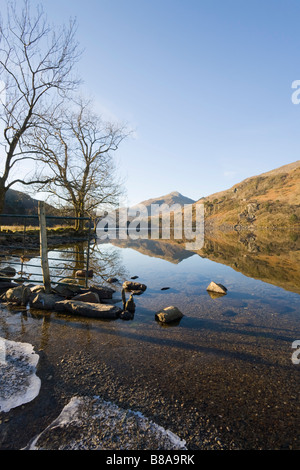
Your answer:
[107,277,119,284]
[206,281,227,295]
[55,300,121,319]
[75,269,94,279]
[155,306,183,323]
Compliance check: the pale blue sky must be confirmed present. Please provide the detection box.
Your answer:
[2,0,300,205]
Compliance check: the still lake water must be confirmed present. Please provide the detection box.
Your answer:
[0,231,300,449]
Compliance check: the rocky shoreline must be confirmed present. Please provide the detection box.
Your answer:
[0,268,190,324]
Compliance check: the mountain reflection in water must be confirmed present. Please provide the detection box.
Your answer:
[99,229,300,295]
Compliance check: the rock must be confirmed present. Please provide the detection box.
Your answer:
[125,294,135,314]
[5,285,31,306]
[75,269,94,279]
[72,291,100,303]
[0,266,16,277]
[119,310,134,321]
[155,306,183,323]
[53,279,83,297]
[107,277,119,283]
[89,285,115,300]
[54,300,121,319]
[130,275,139,279]
[58,278,79,285]
[100,298,123,305]
[206,281,227,295]
[30,285,45,294]
[131,290,144,296]
[121,289,135,313]
[122,281,147,292]
[238,203,260,223]
[29,293,64,310]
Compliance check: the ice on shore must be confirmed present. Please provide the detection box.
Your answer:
[25,395,187,450]
[0,337,41,413]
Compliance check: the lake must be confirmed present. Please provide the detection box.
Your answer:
[0,229,299,449]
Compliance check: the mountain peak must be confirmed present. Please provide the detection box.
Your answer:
[133,191,196,209]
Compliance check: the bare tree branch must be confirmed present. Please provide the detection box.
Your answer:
[0,0,81,213]
[27,99,129,230]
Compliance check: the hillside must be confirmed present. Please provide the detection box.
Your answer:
[199,229,300,294]
[198,161,300,228]
[2,189,61,225]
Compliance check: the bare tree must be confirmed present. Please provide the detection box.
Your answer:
[27,99,128,231]
[0,0,80,213]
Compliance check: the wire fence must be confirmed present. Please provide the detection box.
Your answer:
[0,212,93,288]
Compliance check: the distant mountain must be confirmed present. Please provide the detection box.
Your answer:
[198,161,300,228]
[98,191,196,232]
[132,191,195,210]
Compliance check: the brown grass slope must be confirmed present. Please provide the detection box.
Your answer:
[198,161,300,227]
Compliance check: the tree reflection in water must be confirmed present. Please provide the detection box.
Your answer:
[49,241,129,287]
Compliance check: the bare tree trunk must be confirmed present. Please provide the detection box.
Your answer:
[0,179,6,215]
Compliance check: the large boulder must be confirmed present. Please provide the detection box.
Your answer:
[53,279,83,297]
[5,285,31,306]
[155,306,183,323]
[72,291,100,303]
[29,293,64,310]
[55,300,121,319]
[89,285,115,300]
[206,281,227,295]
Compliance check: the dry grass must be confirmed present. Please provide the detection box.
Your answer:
[0,224,73,233]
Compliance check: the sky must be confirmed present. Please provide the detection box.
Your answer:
[1,0,300,206]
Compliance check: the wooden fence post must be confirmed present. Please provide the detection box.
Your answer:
[38,201,51,294]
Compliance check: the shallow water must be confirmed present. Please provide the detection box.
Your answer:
[0,231,300,450]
